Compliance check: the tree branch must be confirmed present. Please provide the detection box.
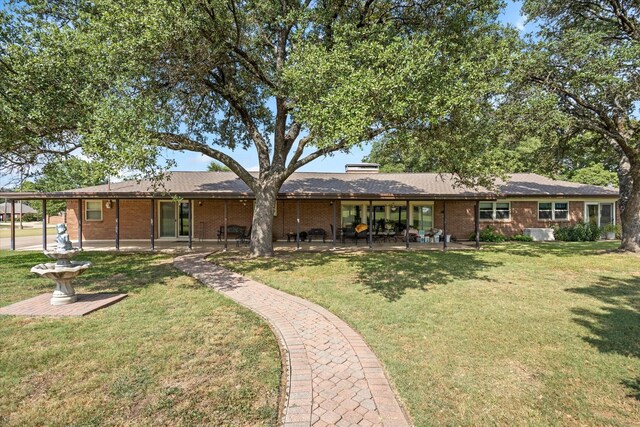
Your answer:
[154,132,257,189]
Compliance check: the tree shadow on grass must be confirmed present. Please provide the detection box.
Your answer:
[566,276,640,399]
[349,251,502,301]
[212,249,503,302]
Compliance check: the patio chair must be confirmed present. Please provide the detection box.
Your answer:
[236,226,251,246]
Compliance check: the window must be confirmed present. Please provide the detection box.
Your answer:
[85,200,103,221]
[479,201,510,221]
[538,201,570,221]
[412,205,433,230]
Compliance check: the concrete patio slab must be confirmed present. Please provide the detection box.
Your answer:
[0,293,127,317]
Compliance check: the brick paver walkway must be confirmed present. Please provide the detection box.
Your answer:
[174,253,410,427]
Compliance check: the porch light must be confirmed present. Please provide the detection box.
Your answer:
[105,200,112,209]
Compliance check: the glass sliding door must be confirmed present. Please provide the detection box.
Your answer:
[412,205,433,230]
[600,203,614,227]
[159,201,176,238]
[586,204,599,226]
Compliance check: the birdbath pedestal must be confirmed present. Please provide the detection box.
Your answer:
[31,249,92,306]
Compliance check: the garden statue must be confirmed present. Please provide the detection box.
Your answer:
[55,223,73,252]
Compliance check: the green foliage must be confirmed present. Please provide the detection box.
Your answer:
[207,161,230,172]
[470,226,506,242]
[563,163,618,187]
[509,234,534,242]
[553,223,601,242]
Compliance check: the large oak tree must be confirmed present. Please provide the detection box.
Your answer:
[520,0,640,251]
[0,0,512,256]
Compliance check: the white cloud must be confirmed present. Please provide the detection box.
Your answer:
[515,14,528,31]
[247,165,260,172]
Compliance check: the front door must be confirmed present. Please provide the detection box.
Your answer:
[159,201,191,238]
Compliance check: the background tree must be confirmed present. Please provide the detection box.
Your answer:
[22,158,107,219]
[207,161,230,172]
[0,0,513,256]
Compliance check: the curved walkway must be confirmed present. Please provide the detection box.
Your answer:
[174,253,410,427]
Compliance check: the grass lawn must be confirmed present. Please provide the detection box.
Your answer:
[213,242,640,426]
[0,225,56,238]
[0,251,281,426]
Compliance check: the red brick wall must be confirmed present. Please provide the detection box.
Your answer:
[64,198,617,241]
[67,199,153,240]
[193,200,253,240]
[274,200,335,239]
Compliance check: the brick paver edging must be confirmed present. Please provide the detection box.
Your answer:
[174,253,411,427]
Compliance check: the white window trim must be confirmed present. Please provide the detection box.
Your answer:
[538,201,570,221]
[85,200,103,222]
[584,202,616,227]
[479,201,511,222]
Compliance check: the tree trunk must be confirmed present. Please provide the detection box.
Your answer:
[618,155,640,252]
[249,182,279,257]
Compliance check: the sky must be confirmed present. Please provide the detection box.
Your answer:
[1,1,532,188]
[162,1,532,175]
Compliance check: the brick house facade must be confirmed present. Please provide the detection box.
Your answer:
[5,170,619,246]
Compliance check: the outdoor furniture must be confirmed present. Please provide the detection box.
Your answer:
[236,226,251,246]
[340,227,368,244]
[287,231,307,242]
[307,228,326,242]
[217,225,247,242]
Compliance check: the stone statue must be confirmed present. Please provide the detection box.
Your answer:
[55,223,73,252]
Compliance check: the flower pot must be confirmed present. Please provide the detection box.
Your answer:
[606,231,616,240]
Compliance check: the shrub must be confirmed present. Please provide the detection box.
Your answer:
[470,226,506,242]
[21,213,39,222]
[509,234,534,242]
[553,223,600,241]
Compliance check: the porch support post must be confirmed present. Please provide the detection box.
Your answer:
[443,200,448,251]
[10,199,15,250]
[150,199,155,251]
[188,199,193,250]
[115,199,120,251]
[368,200,373,249]
[223,200,228,252]
[296,199,301,250]
[405,200,410,249]
[475,200,480,249]
[332,200,337,248]
[78,199,83,250]
[42,199,47,251]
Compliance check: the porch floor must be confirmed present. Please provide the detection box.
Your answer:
[5,237,477,252]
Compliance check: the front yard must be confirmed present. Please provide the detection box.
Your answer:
[0,251,280,426]
[213,242,640,426]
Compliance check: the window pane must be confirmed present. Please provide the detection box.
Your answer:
[538,203,552,220]
[85,201,102,221]
[413,205,433,229]
[495,203,510,220]
[554,202,568,220]
[479,202,494,220]
[86,210,102,220]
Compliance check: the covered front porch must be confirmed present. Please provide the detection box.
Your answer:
[1,197,485,252]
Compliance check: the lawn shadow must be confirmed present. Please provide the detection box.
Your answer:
[349,251,503,301]
[495,241,620,258]
[566,275,640,399]
[213,249,504,302]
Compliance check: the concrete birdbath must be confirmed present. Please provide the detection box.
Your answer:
[31,224,92,305]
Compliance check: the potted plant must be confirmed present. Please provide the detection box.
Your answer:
[601,223,618,240]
